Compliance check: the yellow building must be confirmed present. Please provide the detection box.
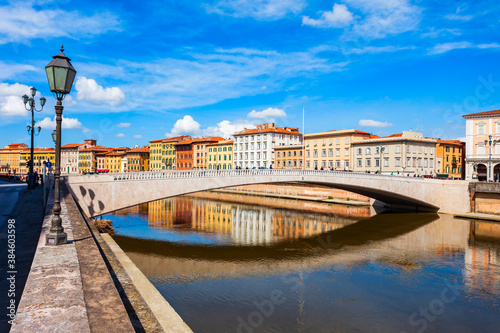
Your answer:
[436,140,465,179]
[0,143,27,174]
[126,147,150,172]
[206,140,234,170]
[148,199,176,226]
[105,151,126,173]
[198,201,233,235]
[304,129,371,170]
[274,145,304,169]
[20,148,55,174]
[149,135,190,171]
[79,146,112,173]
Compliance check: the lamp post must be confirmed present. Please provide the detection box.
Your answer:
[484,135,497,182]
[44,45,77,246]
[22,88,46,189]
[379,144,385,174]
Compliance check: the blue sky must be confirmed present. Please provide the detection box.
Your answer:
[1,0,500,148]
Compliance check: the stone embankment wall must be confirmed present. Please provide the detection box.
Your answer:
[220,182,370,202]
[469,183,500,214]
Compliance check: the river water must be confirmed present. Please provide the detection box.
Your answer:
[106,193,500,333]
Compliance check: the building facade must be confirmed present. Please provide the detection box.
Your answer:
[79,146,112,173]
[206,140,234,170]
[175,138,194,170]
[274,145,304,169]
[61,138,97,174]
[304,129,371,170]
[233,123,302,169]
[149,135,190,171]
[436,140,465,179]
[126,147,150,172]
[192,137,225,170]
[351,131,437,176]
[20,148,55,174]
[463,110,500,181]
[0,143,28,174]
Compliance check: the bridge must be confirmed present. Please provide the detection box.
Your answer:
[64,169,470,218]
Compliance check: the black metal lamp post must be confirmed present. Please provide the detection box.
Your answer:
[484,135,497,182]
[22,88,46,189]
[44,45,77,246]
[379,144,385,174]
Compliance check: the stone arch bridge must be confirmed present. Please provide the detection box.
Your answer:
[64,169,471,218]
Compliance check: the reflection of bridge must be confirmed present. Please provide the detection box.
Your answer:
[65,169,470,218]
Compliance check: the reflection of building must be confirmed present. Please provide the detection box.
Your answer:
[232,206,274,245]
[465,220,500,296]
[193,201,232,235]
[148,199,175,226]
[272,212,350,239]
[463,109,500,181]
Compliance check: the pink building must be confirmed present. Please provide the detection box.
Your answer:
[463,110,500,181]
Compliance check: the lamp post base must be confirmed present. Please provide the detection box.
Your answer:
[46,232,67,245]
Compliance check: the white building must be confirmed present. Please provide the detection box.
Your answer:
[351,131,437,176]
[233,123,302,169]
[61,138,96,174]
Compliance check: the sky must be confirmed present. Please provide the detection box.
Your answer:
[1,0,500,149]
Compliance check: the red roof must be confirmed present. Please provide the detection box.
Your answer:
[463,109,500,118]
[80,146,112,152]
[61,143,83,148]
[234,126,301,136]
[127,148,150,153]
[149,135,191,143]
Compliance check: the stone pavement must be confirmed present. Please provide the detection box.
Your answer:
[10,182,135,333]
[0,181,44,333]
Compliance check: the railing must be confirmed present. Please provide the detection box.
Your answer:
[106,169,418,182]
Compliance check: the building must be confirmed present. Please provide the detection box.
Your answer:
[61,138,97,174]
[304,129,371,170]
[20,148,55,174]
[233,123,302,169]
[463,109,500,181]
[351,131,437,176]
[79,146,112,173]
[436,140,465,179]
[126,147,150,172]
[175,138,194,170]
[105,150,127,173]
[274,145,304,169]
[149,135,190,171]
[0,143,28,174]
[192,137,225,170]
[206,140,234,170]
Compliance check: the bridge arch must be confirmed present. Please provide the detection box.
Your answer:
[64,169,470,218]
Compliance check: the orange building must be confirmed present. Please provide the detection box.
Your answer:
[274,145,304,169]
[436,140,465,179]
[126,147,150,172]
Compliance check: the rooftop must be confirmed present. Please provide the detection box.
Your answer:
[304,129,370,138]
[463,109,500,118]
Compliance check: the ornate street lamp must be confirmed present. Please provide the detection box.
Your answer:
[22,87,46,189]
[379,144,385,174]
[484,135,497,182]
[44,45,77,246]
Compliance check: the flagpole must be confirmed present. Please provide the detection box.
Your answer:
[302,107,305,171]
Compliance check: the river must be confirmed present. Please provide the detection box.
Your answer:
[105,193,500,333]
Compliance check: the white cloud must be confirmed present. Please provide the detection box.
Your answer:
[345,45,415,54]
[305,0,422,40]
[0,2,120,45]
[205,0,306,20]
[116,133,125,137]
[358,119,393,127]
[165,115,256,138]
[75,77,125,106]
[428,42,500,55]
[117,122,131,128]
[134,134,143,139]
[247,107,287,119]
[421,28,461,39]
[0,82,33,117]
[0,62,38,81]
[38,116,83,130]
[445,14,474,21]
[168,115,202,137]
[302,4,354,28]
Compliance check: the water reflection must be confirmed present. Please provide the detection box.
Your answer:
[108,195,500,333]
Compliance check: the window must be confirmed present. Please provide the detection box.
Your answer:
[365,159,371,167]
[375,159,380,167]
[446,165,450,173]
[345,138,349,144]
[306,151,310,157]
[384,158,389,167]
[478,123,485,135]
[306,141,310,147]
[322,150,326,157]
[328,149,333,157]
[251,143,254,150]
[336,149,340,157]
[445,146,450,152]
[395,145,401,154]
[263,142,267,149]
[357,158,362,167]
[375,147,380,154]
[366,148,371,155]
[277,152,280,157]
[497,122,500,133]
[314,150,318,157]
[458,166,461,173]
[323,139,326,146]
[357,148,362,155]
[336,138,340,145]
[329,139,333,145]
[314,140,317,146]
[345,148,349,156]
[395,157,401,167]
[345,161,349,169]
[477,143,485,155]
